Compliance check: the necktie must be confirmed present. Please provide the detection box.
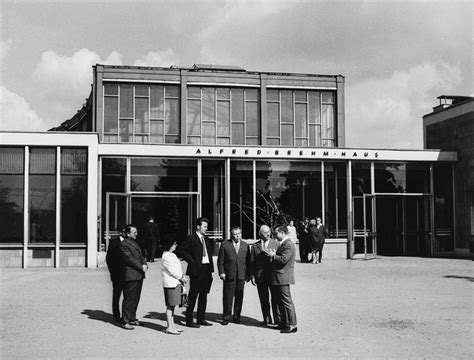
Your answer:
[200,234,207,258]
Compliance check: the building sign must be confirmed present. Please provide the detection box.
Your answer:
[99,144,457,162]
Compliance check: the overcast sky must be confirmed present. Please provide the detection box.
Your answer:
[0,0,472,149]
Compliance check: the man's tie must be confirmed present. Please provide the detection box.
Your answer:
[200,234,207,258]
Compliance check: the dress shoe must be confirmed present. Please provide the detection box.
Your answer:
[121,323,134,330]
[222,320,229,325]
[197,320,213,326]
[281,326,298,334]
[129,320,140,326]
[186,321,200,328]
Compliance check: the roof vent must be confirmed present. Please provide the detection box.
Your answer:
[433,95,474,112]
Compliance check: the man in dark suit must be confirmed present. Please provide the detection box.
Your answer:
[120,225,148,330]
[217,226,251,325]
[297,218,310,263]
[265,225,297,334]
[175,217,215,328]
[250,224,280,327]
[141,216,160,262]
[314,217,327,263]
[106,228,125,323]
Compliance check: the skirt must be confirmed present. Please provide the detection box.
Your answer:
[164,285,182,307]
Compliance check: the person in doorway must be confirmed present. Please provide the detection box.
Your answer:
[217,226,251,325]
[250,224,280,327]
[175,217,215,328]
[141,216,160,262]
[106,227,125,323]
[297,218,310,263]
[264,225,297,334]
[307,218,318,263]
[161,240,187,335]
[120,225,148,330]
[314,217,327,263]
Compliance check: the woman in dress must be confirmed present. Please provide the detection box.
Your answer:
[161,240,187,335]
[287,220,298,244]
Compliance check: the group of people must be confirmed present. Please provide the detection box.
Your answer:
[295,217,327,264]
[106,216,298,335]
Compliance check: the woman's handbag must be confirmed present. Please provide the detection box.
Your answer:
[180,285,188,308]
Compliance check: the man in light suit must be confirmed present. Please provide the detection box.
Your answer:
[175,217,215,328]
[120,225,148,330]
[217,226,251,325]
[265,225,297,333]
[250,224,280,327]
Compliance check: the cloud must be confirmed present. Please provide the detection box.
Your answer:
[0,39,13,78]
[346,62,462,149]
[0,85,48,131]
[133,49,178,67]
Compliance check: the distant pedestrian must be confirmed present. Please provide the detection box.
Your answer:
[141,216,160,262]
[264,225,297,333]
[217,226,251,325]
[314,217,327,264]
[287,220,298,244]
[161,240,187,335]
[297,218,309,263]
[106,228,125,323]
[120,225,148,330]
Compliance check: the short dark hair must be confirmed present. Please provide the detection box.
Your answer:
[124,225,136,236]
[148,216,154,221]
[196,217,209,228]
[275,225,288,234]
[162,239,177,251]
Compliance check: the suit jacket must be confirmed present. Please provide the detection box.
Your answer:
[106,236,124,282]
[250,238,279,284]
[176,232,215,278]
[270,238,296,286]
[141,221,160,244]
[120,238,147,282]
[217,239,250,281]
[316,224,327,245]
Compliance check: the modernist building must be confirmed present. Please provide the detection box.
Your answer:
[0,64,458,268]
[423,95,474,257]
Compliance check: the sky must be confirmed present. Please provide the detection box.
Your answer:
[0,0,472,149]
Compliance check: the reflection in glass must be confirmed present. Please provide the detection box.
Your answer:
[433,164,454,251]
[325,162,347,238]
[375,163,406,193]
[202,160,225,238]
[230,161,254,239]
[352,162,371,195]
[130,158,197,192]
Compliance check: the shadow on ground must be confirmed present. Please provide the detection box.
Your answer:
[81,309,122,328]
[443,275,474,282]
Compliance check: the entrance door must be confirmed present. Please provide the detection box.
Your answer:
[105,192,130,250]
[131,195,196,255]
[352,194,377,259]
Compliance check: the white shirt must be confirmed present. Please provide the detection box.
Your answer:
[287,225,297,244]
[161,251,183,288]
[197,232,210,264]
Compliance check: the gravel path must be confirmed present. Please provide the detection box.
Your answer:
[0,257,472,359]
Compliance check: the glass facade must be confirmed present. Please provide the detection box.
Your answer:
[103,83,180,144]
[0,147,24,244]
[266,90,335,147]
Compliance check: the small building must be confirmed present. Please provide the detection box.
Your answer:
[423,95,474,257]
[0,64,459,267]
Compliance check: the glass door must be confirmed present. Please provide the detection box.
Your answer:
[105,192,130,251]
[352,194,377,259]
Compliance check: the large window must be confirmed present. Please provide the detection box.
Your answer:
[103,83,180,144]
[29,148,56,244]
[61,148,87,244]
[187,87,260,145]
[374,163,430,193]
[325,162,347,238]
[0,147,24,244]
[266,90,335,147]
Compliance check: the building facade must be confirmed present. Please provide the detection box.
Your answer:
[423,95,474,257]
[0,65,459,267]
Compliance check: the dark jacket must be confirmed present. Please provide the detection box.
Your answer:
[270,238,296,286]
[176,232,215,278]
[250,238,279,284]
[106,236,124,282]
[120,238,147,282]
[217,239,250,281]
[141,221,160,244]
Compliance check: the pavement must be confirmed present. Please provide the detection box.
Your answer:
[0,257,472,359]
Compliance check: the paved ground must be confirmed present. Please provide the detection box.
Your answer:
[0,257,472,359]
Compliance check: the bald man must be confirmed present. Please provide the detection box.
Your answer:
[249,225,280,327]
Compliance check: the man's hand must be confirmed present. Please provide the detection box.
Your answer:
[250,275,256,286]
[219,273,226,281]
[264,249,276,257]
[142,264,148,273]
